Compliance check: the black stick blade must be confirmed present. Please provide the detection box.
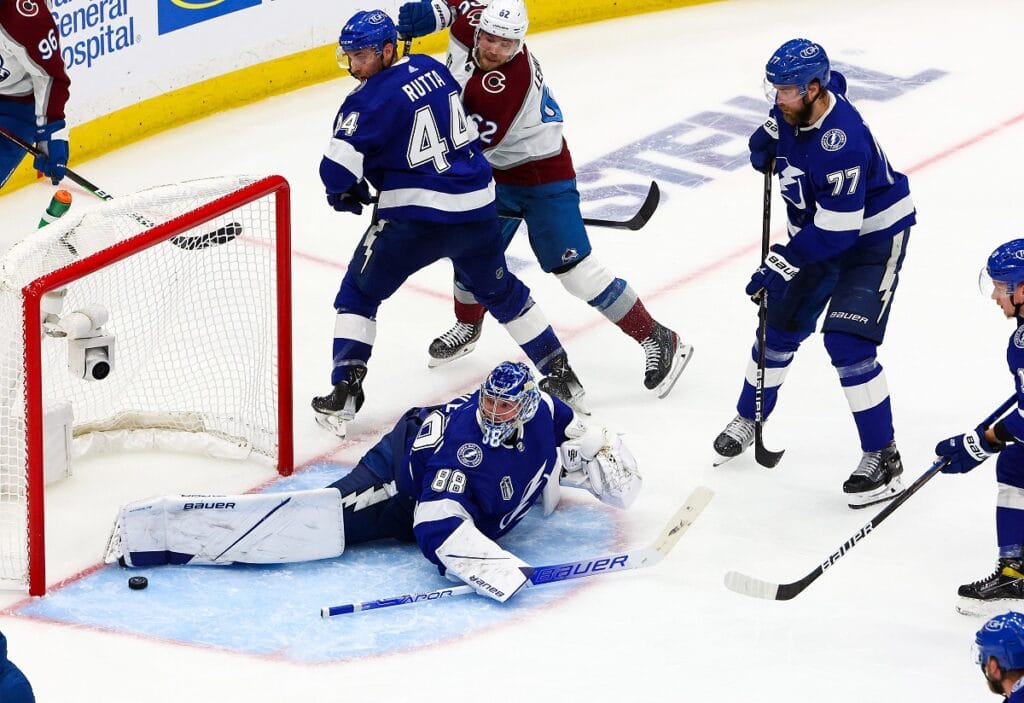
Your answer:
[170,222,243,251]
[754,426,784,468]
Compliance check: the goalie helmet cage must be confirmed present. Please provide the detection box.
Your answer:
[0,175,293,596]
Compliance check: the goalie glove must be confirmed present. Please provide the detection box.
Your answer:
[558,428,642,510]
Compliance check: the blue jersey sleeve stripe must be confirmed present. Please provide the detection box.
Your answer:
[813,205,864,233]
[325,137,364,180]
[378,181,495,212]
[862,194,915,235]
[413,497,473,527]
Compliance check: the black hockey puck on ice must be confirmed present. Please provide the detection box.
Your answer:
[128,576,148,590]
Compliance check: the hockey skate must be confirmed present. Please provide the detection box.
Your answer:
[640,322,693,399]
[956,558,1024,617]
[713,415,755,466]
[842,440,904,509]
[539,354,590,415]
[427,320,482,368]
[312,366,366,438]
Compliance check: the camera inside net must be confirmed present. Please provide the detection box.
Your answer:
[58,305,115,381]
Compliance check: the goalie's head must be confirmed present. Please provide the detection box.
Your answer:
[477,361,540,448]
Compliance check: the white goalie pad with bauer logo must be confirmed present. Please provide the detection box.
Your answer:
[104,488,345,567]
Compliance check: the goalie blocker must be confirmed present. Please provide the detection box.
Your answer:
[105,361,643,605]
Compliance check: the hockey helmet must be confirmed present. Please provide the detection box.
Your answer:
[981,238,1024,297]
[477,361,540,448]
[976,611,1024,670]
[765,38,831,95]
[474,0,528,61]
[339,9,397,55]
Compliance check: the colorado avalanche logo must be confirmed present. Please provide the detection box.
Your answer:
[561,248,579,264]
[457,443,484,468]
[821,128,847,152]
[482,71,507,94]
[1014,324,1024,350]
[16,0,39,18]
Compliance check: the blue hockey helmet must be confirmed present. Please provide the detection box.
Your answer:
[477,361,540,448]
[981,239,1024,296]
[976,612,1024,670]
[765,38,831,95]
[339,9,397,55]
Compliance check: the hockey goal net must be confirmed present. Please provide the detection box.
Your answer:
[0,175,293,595]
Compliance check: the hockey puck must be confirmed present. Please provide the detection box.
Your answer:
[128,576,148,590]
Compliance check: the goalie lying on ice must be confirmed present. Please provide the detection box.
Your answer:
[104,361,641,602]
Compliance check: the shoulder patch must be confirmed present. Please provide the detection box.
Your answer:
[1014,324,1024,349]
[457,442,484,467]
[821,128,847,152]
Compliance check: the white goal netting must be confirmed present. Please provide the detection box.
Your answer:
[0,175,292,594]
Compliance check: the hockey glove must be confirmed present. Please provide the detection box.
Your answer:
[326,179,372,215]
[559,429,642,510]
[748,117,778,174]
[936,430,1001,474]
[745,243,801,303]
[397,0,454,38]
[33,120,69,185]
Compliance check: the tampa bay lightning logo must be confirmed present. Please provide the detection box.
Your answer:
[821,128,847,152]
[776,157,807,210]
[457,443,484,468]
[1014,324,1024,349]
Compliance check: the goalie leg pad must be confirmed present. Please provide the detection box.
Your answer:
[106,488,345,567]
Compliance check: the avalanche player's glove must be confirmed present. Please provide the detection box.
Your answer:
[937,429,1002,474]
[748,117,778,174]
[33,120,69,185]
[326,179,372,215]
[396,0,454,38]
[745,243,801,302]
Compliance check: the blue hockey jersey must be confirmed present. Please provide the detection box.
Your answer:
[768,72,916,263]
[1002,322,1024,441]
[320,53,497,223]
[401,390,576,568]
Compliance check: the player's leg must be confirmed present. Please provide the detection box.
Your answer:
[957,444,1024,616]
[313,219,427,435]
[450,218,589,413]
[823,230,909,507]
[516,179,692,397]
[0,102,36,190]
[428,215,519,367]
[714,262,837,462]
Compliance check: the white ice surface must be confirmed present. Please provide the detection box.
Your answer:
[0,0,1020,700]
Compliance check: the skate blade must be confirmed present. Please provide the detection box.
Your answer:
[713,452,741,467]
[427,341,477,369]
[846,476,905,509]
[956,596,1021,617]
[314,411,351,438]
[654,343,694,399]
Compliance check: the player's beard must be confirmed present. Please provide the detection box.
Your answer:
[780,95,817,127]
[983,669,1002,695]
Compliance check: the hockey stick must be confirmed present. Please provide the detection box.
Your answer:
[0,128,241,251]
[754,165,784,468]
[724,395,1017,601]
[321,485,713,617]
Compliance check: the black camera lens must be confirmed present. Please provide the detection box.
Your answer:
[91,361,110,380]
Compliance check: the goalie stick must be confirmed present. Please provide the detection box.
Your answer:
[0,128,241,251]
[724,395,1017,601]
[321,485,713,617]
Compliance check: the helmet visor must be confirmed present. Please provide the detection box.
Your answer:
[764,78,805,105]
[979,267,1013,298]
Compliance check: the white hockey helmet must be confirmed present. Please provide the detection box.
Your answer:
[474,0,529,60]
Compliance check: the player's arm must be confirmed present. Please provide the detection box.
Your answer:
[412,467,529,602]
[993,357,1024,445]
[3,6,70,126]
[396,0,459,39]
[319,98,375,214]
[786,148,870,264]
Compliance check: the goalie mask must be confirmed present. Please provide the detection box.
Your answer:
[477,361,540,448]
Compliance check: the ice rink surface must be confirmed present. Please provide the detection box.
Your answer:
[0,0,1021,699]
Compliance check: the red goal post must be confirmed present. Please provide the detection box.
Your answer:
[1,175,293,595]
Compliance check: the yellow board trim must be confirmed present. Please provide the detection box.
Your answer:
[5,0,721,194]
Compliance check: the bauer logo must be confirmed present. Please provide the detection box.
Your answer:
[157,0,261,35]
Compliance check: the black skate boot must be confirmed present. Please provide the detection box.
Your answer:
[842,440,905,509]
[427,321,483,368]
[539,354,590,415]
[713,415,755,466]
[640,322,694,399]
[312,366,367,438]
[956,558,1024,617]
